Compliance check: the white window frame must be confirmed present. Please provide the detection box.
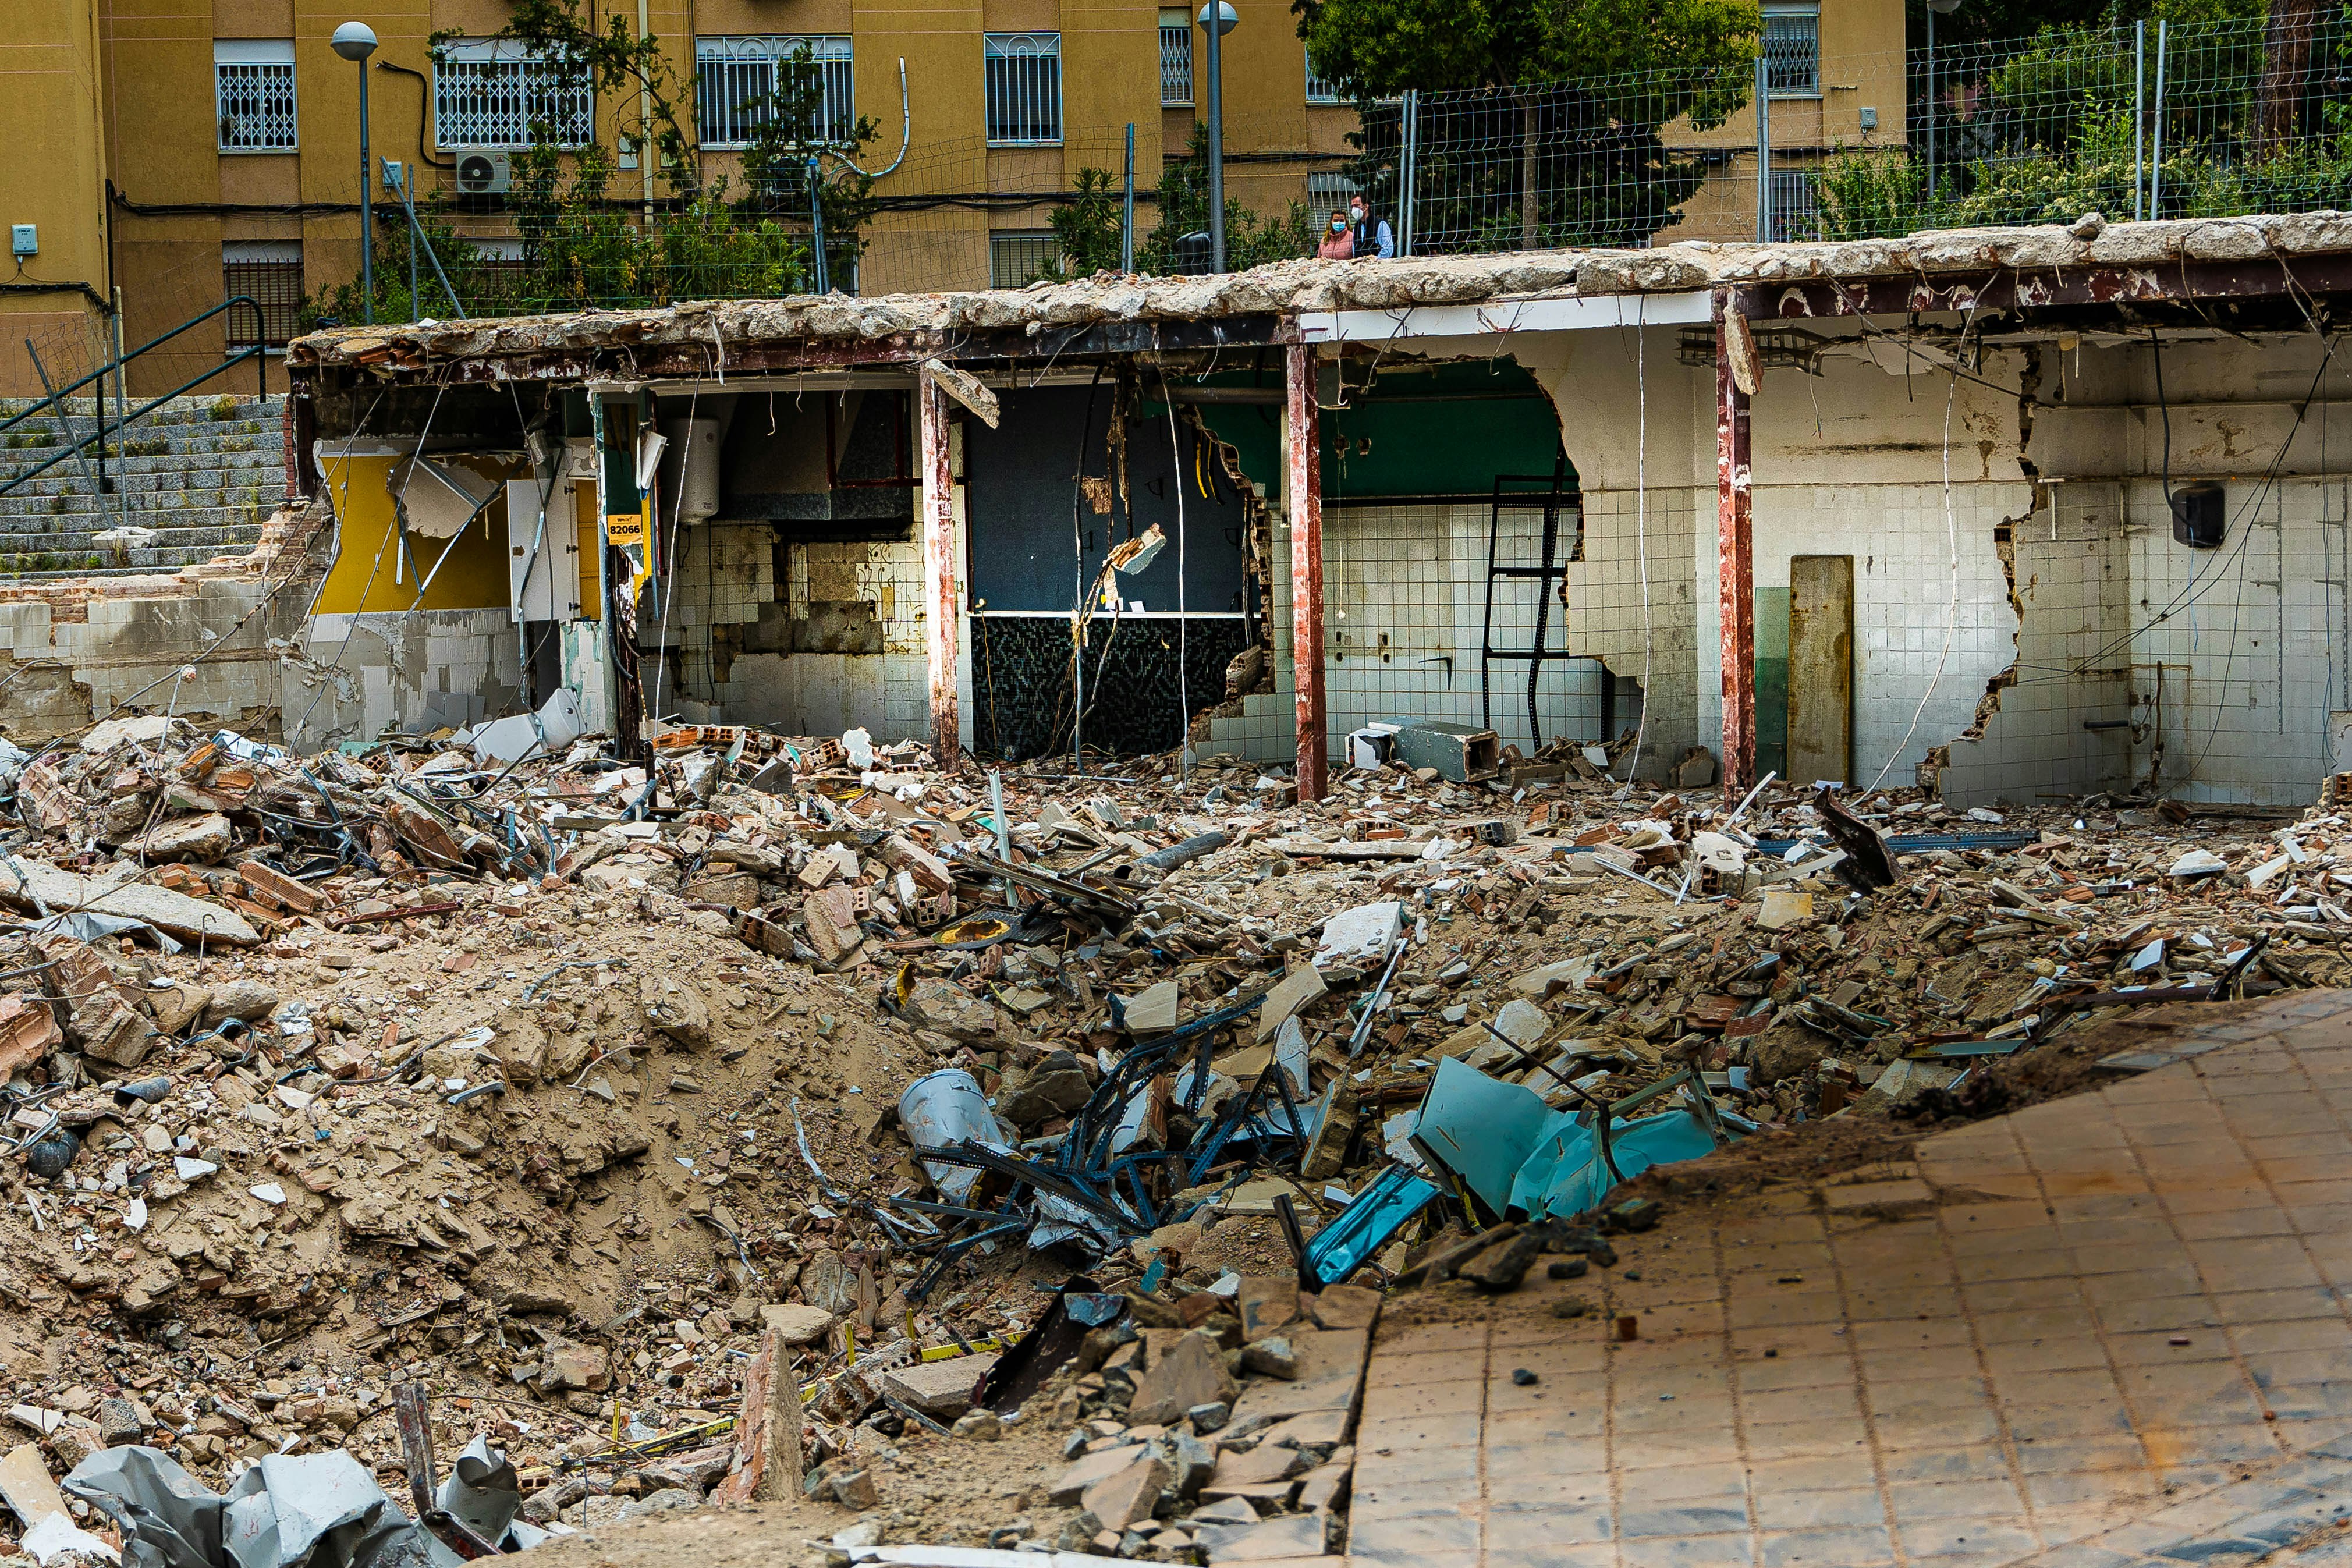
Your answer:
[1159,12,1193,107]
[695,36,856,149]
[1305,48,1345,104]
[215,40,296,152]
[983,33,1062,147]
[434,38,593,150]
[1763,3,1822,99]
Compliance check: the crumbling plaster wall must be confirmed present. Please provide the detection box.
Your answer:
[0,576,308,749]
[285,609,523,754]
[1949,331,2352,808]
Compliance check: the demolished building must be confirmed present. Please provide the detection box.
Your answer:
[7,211,2352,803]
[225,211,2352,809]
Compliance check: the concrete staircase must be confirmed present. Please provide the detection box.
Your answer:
[0,395,285,579]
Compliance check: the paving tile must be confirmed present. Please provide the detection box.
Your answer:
[1750,1488,1885,1531]
[1345,1510,1482,1566]
[1738,1419,1876,1460]
[1356,1446,1482,1485]
[2010,1435,2152,1475]
[1615,1535,1756,1568]
[1752,1527,1895,1568]
[1872,1446,2014,1485]
[1609,1429,1744,1470]
[1886,1477,2032,1521]
[1893,1515,2041,1560]
[1618,1463,1750,1506]
[1482,1541,1623,1568]
[1733,1357,1853,1395]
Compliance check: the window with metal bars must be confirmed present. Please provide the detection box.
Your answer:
[1305,49,1345,104]
[434,40,592,149]
[984,34,1062,146]
[223,243,303,347]
[1159,13,1193,105]
[1763,4,1821,97]
[216,41,296,151]
[1767,168,1819,240]
[989,231,1061,288]
[696,37,856,148]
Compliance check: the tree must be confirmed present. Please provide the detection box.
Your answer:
[1138,124,1314,272]
[1043,169,1128,279]
[735,46,883,289]
[1294,0,1762,249]
[439,0,700,192]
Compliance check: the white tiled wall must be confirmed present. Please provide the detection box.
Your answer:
[655,523,930,739]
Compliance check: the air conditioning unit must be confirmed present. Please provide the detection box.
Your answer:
[455,152,511,196]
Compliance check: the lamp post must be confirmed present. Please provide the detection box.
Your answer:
[1196,1,1238,272]
[1925,0,1961,205]
[332,22,379,323]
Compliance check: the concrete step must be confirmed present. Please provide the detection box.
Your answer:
[0,521,264,552]
[0,515,270,545]
[0,462,282,500]
[0,396,281,429]
[0,538,265,576]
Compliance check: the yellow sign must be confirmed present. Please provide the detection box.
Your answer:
[604,511,646,550]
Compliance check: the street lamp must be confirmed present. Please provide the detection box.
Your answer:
[1196,1,1238,272]
[1925,0,1961,206]
[331,22,379,323]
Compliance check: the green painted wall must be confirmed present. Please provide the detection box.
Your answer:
[1755,586,1790,783]
[1180,360,1569,499]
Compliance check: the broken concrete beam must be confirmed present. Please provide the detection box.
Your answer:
[1080,1453,1170,1534]
[0,857,260,946]
[1254,965,1327,1044]
[711,1326,804,1505]
[1125,1332,1239,1427]
[881,1354,997,1420]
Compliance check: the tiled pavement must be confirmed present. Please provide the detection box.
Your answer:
[1346,992,2352,1568]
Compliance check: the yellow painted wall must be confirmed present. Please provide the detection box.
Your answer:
[314,450,517,612]
[0,2,111,397]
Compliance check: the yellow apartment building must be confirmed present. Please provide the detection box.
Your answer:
[0,0,1900,400]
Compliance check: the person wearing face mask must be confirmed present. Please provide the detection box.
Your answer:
[1350,197,1395,259]
[1317,209,1356,260]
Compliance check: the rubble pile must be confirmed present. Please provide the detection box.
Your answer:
[0,705,2343,1563]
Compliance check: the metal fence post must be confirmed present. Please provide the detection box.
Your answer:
[1755,56,1771,242]
[1122,123,1136,272]
[1398,90,1418,258]
[2133,20,2146,221]
[2149,19,2168,218]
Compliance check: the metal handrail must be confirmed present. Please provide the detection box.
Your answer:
[0,295,271,498]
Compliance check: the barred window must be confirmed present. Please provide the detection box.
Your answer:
[1305,49,1345,104]
[989,232,1060,288]
[223,242,302,347]
[1159,12,1193,106]
[1307,171,1359,211]
[696,37,856,148]
[1763,4,1821,97]
[1767,169,1819,241]
[984,34,1061,146]
[216,40,296,152]
[434,40,592,149]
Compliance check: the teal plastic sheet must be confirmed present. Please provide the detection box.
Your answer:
[1414,1056,1727,1221]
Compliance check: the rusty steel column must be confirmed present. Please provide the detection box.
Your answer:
[1285,342,1328,801]
[1715,288,1757,792]
[918,366,961,769]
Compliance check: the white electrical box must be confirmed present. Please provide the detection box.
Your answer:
[10,226,35,258]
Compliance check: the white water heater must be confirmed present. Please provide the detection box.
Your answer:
[659,417,724,523]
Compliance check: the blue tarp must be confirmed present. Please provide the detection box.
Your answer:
[1414,1056,1726,1220]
